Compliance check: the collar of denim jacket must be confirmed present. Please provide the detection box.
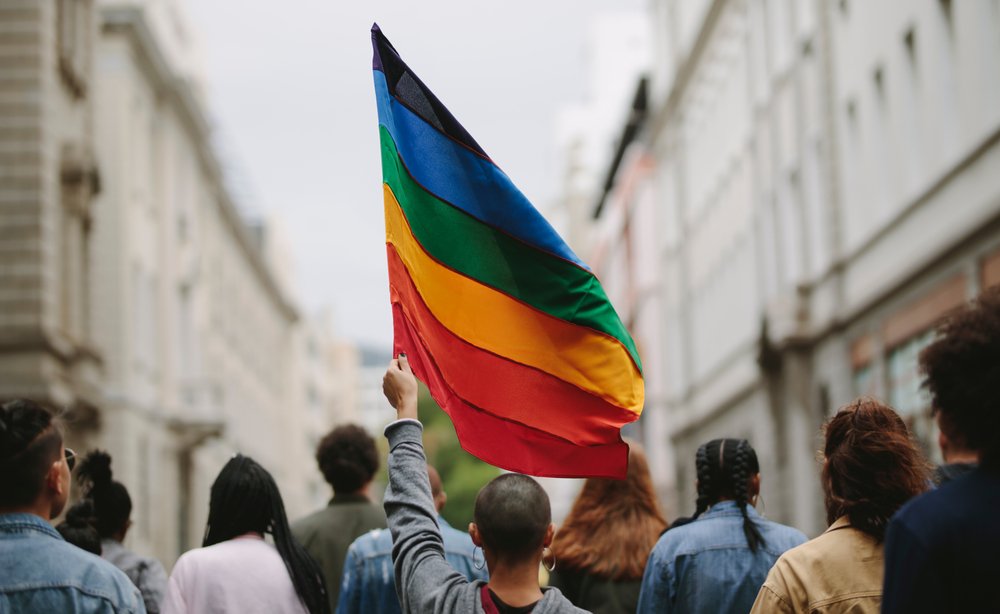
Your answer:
[0,512,63,540]
[703,500,762,519]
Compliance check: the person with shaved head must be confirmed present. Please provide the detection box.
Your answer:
[381,354,588,614]
[335,464,487,614]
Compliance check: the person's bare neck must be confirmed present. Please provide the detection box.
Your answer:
[486,559,544,607]
[944,449,980,465]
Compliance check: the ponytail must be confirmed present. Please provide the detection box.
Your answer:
[76,450,132,539]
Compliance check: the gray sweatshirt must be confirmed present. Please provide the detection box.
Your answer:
[384,420,588,614]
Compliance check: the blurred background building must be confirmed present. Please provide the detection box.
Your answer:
[4,0,1000,561]
[0,0,359,569]
[578,0,1000,535]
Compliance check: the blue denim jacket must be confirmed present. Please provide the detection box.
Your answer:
[335,515,488,614]
[637,501,807,614]
[0,513,145,614]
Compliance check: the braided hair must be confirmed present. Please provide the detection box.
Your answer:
[691,438,765,553]
[203,454,331,614]
[76,450,132,539]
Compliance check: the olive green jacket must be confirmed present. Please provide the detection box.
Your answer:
[292,493,387,613]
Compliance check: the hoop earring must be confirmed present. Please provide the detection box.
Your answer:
[543,546,556,572]
[754,494,766,518]
[473,546,485,570]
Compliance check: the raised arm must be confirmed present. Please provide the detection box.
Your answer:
[382,355,474,614]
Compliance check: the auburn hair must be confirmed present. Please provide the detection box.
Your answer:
[549,441,667,581]
[821,398,930,541]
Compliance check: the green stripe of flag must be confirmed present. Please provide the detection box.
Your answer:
[380,126,642,373]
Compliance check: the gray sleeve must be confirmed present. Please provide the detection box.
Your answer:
[383,420,476,614]
[136,557,168,614]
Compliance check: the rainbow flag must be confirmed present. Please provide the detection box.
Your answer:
[372,24,643,479]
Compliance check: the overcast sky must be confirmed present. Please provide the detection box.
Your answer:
[187,0,646,349]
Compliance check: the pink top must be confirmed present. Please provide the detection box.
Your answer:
[162,534,308,614]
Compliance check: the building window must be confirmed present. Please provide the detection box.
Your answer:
[936,0,959,158]
[887,329,937,457]
[901,28,922,191]
[853,365,875,397]
[887,329,935,417]
[58,0,90,97]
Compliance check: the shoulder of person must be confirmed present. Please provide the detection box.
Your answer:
[892,478,969,531]
[536,585,590,614]
[349,527,393,557]
[135,553,168,580]
[650,515,716,557]
[73,546,145,609]
[760,544,809,598]
[290,507,331,538]
[759,519,809,548]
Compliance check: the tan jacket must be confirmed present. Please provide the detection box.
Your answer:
[749,516,883,614]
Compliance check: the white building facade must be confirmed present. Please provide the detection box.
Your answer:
[1,0,360,569]
[589,0,1000,535]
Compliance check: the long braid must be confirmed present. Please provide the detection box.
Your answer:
[269,480,331,614]
[692,442,715,519]
[731,440,765,553]
[204,455,331,614]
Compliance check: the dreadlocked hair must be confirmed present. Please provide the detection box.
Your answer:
[692,438,765,553]
[203,454,330,614]
[76,450,132,539]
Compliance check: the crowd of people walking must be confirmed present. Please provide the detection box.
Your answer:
[1,288,997,613]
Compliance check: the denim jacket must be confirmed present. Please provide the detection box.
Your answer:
[335,514,489,614]
[637,501,807,614]
[0,513,145,614]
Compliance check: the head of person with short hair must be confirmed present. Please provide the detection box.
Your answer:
[315,424,380,495]
[76,450,133,541]
[382,353,578,613]
[920,287,1000,475]
[57,499,102,556]
[821,397,929,541]
[880,289,1000,614]
[293,423,387,613]
[1,400,145,614]
[0,399,71,521]
[468,472,554,573]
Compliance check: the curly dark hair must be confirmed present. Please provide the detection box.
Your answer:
[315,425,379,494]
[919,287,1000,472]
[822,398,930,541]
